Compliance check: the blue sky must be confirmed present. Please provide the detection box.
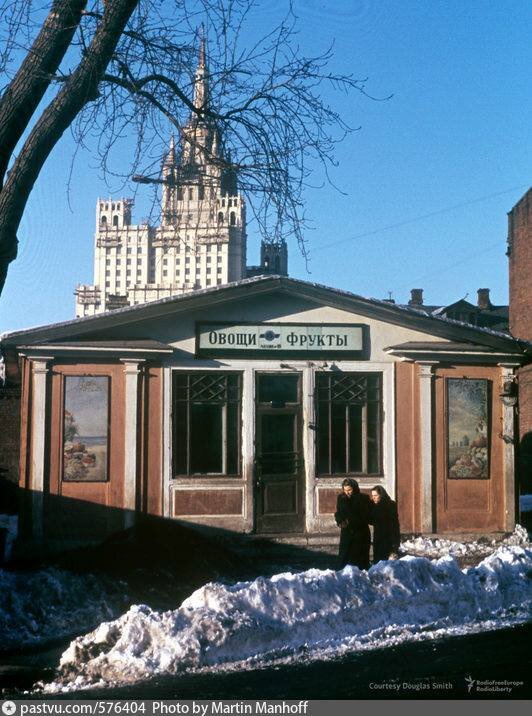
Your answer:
[1,0,530,332]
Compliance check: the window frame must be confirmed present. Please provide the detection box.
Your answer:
[315,371,383,477]
[171,371,243,478]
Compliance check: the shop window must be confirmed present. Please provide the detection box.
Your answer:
[172,372,242,476]
[62,376,110,482]
[316,372,382,475]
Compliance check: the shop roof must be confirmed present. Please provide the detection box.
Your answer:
[1,275,530,355]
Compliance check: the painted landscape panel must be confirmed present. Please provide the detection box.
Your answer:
[447,378,489,479]
[63,376,109,482]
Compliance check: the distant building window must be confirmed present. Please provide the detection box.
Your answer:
[113,215,119,227]
[176,259,180,265]
[198,184,205,200]
[138,247,142,253]
[207,245,212,252]
[206,279,211,285]
[163,270,167,276]
[217,267,222,274]
[106,248,111,254]
[101,215,107,225]
[207,268,211,274]
[207,256,212,263]
[127,248,132,254]
[217,255,222,263]
[137,259,142,265]
[126,270,131,276]
[105,270,110,277]
[163,258,168,265]
[185,257,190,264]
[127,259,131,265]
[116,270,121,276]
[116,258,121,265]
[172,372,241,476]
[189,188,193,200]
[105,281,110,287]
[230,212,236,226]
[218,212,224,224]
[106,259,110,266]
[185,268,190,275]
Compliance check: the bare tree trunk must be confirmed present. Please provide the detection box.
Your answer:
[0,0,88,187]
[0,0,138,296]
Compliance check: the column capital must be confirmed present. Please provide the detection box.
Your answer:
[30,357,53,373]
[417,361,438,376]
[120,358,145,375]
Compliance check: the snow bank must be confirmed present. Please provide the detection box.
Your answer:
[0,568,127,650]
[401,524,529,560]
[46,545,532,692]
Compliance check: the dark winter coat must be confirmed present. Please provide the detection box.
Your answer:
[370,498,400,563]
[335,491,371,570]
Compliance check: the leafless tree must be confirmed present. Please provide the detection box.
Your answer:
[0,0,374,296]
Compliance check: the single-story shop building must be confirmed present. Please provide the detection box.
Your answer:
[1,276,529,550]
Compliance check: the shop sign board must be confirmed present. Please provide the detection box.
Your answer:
[196,322,366,358]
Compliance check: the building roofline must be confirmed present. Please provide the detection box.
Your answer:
[1,274,530,353]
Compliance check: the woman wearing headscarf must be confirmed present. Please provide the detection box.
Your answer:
[369,485,401,563]
[334,478,371,570]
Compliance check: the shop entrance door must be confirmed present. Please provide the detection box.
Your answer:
[255,373,304,533]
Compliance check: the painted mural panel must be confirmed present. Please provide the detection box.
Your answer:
[447,378,489,479]
[62,376,109,482]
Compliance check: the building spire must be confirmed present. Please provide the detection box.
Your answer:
[162,131,176,170]
[193,26,209,113]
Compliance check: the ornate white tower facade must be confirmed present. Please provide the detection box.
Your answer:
[75,38,247,317]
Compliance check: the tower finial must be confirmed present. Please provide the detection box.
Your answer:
[199,24,206,70]
[162,131,176,169]
[193,26,209,112]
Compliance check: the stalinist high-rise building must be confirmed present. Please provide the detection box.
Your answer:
[75,38,286,317]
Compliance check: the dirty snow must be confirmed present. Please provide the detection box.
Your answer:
[401,524,529,560]
[44,544,532,692]
[0,567,127,650]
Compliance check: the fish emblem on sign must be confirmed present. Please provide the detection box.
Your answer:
[259,329,281,349]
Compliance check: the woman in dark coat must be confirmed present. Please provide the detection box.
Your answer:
[370,485,401,563]
[334,478,371,570]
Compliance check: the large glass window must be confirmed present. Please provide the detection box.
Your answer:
[172,372,241,476]
[316,372,382,475]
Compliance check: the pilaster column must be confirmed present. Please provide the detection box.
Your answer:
[30,357,52,541]
[418,362,437,533]
[121,359,145,528]
[499,364,518,531]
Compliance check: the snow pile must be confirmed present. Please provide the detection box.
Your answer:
[0,567,127,650]
[46,545,532,692]
[401,524,529,560]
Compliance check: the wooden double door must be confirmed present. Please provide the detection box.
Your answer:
[255,373,304,533]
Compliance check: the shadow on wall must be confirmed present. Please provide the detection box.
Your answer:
[4,487,339,589]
